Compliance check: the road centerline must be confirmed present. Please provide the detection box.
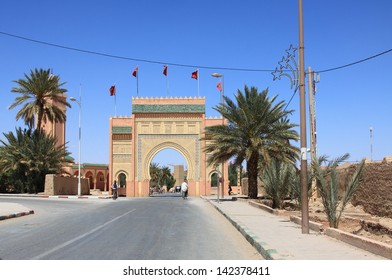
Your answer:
[32,208,136,260]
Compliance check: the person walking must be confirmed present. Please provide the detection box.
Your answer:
[111,180,118,200]
[181,179,188,199]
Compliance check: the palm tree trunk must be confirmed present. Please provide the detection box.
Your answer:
[247,152,259,198]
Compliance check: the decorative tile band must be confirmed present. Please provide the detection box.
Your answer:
[132,104,205,114]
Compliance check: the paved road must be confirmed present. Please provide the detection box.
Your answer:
[0,196,262,260]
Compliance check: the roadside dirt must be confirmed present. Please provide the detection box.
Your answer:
[308,200,392,245]
[256,198,392,246]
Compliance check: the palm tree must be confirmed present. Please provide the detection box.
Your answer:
[262,158,296,209]
[9,68,70,130]
[0,128,71,193]
[149,162,161,189]
[311,153,365,228]
[160,166,173,187]
[204,85,299,198]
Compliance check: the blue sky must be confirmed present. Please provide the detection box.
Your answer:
[1,0,391,168]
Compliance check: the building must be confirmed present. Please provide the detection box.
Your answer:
[109,96,228,197]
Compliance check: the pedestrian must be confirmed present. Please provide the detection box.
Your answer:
[112,180,118,200]
[181,179,188,199]
[228,185,233,196]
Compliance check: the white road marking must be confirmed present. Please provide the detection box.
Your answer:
[32,209,136,260]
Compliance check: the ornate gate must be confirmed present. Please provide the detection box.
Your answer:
[109,97,228,197]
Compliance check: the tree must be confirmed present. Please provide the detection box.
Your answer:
[149,162,161,189]
[204,85,299,198]
[149,163,176,190]
[0,128,71,193]
[311,153,365,228]
[262,159,296,209]
[9,68,70,130]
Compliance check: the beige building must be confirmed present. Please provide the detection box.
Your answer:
[109,96,228,197]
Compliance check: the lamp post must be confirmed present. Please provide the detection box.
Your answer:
[270,0,309,234]
[298,0,309,234]
[211,73,225,200]
[370,126,373,162]
[70,96,81,197]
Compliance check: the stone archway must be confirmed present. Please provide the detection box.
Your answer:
[109,96,229,197]
[85,171,94,189]
[143,141,195,181]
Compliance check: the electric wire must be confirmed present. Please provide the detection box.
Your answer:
[0,31,273,72]
[2,31,391,74]
[316,48,392,73]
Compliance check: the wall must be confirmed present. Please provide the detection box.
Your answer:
[44,174,90,195]
[341,160,392,218]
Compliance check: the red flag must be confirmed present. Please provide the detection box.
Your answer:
[191,70,198,80]
[109,85,116,96]
[132,67,138,77]
[217,81,222,91]
[163,65,168,76]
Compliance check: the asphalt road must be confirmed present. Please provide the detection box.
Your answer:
[0,196,262,260]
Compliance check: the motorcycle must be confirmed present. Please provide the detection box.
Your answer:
[112,188,118,200]
[182,189,188,199]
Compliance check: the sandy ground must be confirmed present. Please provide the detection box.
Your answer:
[308,199,392,245]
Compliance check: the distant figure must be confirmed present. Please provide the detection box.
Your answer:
[228,185,233,196]
[181,179,188,199]
[111,180,118,200]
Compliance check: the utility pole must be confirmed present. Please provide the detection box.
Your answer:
[308,67,316,163]
[298,0,309,234]
[308,67,318,201]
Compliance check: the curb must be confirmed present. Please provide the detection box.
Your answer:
[0,194,112,199]
[325,227,392,259]
[202,197,283,260]
[0,209,35,221]
[248,200,392,259]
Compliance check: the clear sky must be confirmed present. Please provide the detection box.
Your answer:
[1,0,391,168]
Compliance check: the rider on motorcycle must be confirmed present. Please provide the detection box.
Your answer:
[181,179,188,199]
[111,180,118,200]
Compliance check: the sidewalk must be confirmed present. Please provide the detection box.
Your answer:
[0,202,35,221]
[203,195,390,260]
[0,194,112,221]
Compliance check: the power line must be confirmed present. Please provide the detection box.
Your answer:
[0,31,273,72]
[316,48,392,73]
[1,31,391,74]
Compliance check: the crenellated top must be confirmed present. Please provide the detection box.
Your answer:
[132,96,206,101]
[206,116,223,119]
[131,96,206,114]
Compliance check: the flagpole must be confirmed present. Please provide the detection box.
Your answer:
[197,69,200,97]
[163,65,169,96]
[114,83,117,116]
[136,70,139,97]
[166,76,169,97]
[136,66,139,97]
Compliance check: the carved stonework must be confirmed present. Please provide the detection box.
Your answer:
[109,96,228,197]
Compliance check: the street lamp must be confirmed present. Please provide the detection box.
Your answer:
[70,96,81,197]
[211,73,225,200]
[298,0,309,234]
[270,0,310,234]
[370,126,373,162]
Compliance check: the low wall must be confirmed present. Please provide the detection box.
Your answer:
[44,174,90,195]
[339,160,392,218]
[241,178,267,197]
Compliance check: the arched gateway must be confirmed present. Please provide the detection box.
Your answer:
[109,97,228,197]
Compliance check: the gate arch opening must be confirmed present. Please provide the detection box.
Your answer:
[149,148,187,193]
